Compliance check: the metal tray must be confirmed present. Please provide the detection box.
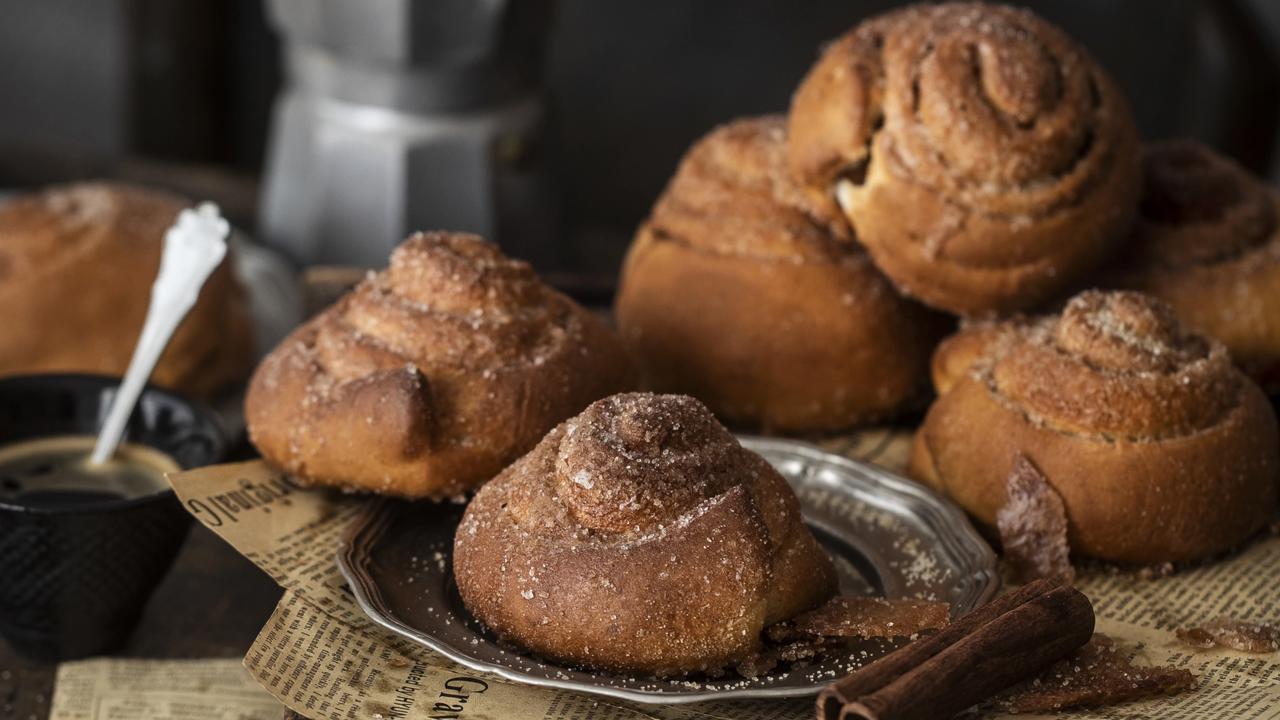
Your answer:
[338,436,999,704]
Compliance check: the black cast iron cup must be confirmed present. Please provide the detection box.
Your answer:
[0,374,226,661]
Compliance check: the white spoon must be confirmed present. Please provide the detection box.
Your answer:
[89,202,231,465]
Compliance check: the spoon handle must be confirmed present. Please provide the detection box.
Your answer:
[90,203,230,465]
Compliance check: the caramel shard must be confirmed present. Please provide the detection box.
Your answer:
[994,634,1196,713]
[735,637,832,679]
[767,596,949,643]
[997,454,1075,585]
[1178,619,1280,653]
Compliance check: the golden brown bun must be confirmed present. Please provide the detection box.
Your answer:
[0,182,253,398]
[910,290,1279,564]
[615,117,949,432]
[788,3,1141,317]
[246,232,634,499]
[1111,141,1280,390]
[453,393,837,675]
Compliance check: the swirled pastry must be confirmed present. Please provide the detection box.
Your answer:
[615,117,949,432]
[453,393,837,675]
[245,232,634,499]
[0,182,253,397]
[910,290,1279,564]
[788,3,1141,316]
[1111,141,1280,390]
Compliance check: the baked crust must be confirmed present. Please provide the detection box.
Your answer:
[245,232,635,499]
[1111,140,1280,390]
[788,3,1141,316]
[453,393,837,675]
[0,182,253,397]
[910,290,1279,564]
[616,117,948,432]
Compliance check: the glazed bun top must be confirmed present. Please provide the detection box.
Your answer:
[651,115,853,260]
[1124,140,1277,270]
[317,231,574,376]
[790,2,1129,209]
[1108,141,1280,385]
[963,290,1238,440]
[511,392,797,546]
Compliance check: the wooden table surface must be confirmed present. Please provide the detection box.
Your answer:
[0,522,284,719]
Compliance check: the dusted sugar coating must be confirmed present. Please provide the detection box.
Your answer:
[910,290,1280,564]
[616,116,949,432]
[246,232,634,499]
[1111,141,1280,390]
[0,182,253,398]
[788,2,1140,316]
[452,393,837,675]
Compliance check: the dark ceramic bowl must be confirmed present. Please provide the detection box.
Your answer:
[0,374,226,661]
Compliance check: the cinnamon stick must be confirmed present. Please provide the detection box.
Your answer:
[816,579,1094,720]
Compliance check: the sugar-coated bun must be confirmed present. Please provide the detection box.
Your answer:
[453,393,837,675]
[1112,140,1280,391]
[911,290,1279,564]
[246,232,635,499]
[789,2,1141,317]
[616,117,948,432]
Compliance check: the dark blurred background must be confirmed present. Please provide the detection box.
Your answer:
[1,0,1278,284]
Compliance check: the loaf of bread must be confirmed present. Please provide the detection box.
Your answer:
[615,117,948,432]
[788,2,1141,317]
[245,232,634,499]
[910,290,1279,564]
[453,392,837,675]
[1111,140,1280,391]
[0,182,253,398]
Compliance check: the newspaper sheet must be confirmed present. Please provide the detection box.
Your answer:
[48,658,280,720]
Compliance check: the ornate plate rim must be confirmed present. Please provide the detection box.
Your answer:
[337,435,999,704]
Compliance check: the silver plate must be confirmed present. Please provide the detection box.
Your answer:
[338,436,999,704]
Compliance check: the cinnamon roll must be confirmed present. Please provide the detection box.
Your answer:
[1112,141,1280,391]
[0,183,253,398]
[788,3,1141,316]
[615,117,949,432]
[245,232,634,499]
[453,393,837,675]
[910,290,1279,564]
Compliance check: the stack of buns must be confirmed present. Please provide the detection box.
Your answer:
[233,0,1280,679]
[616,1,1280,564]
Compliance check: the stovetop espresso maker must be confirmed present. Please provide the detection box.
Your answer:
[261,0,557,268]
